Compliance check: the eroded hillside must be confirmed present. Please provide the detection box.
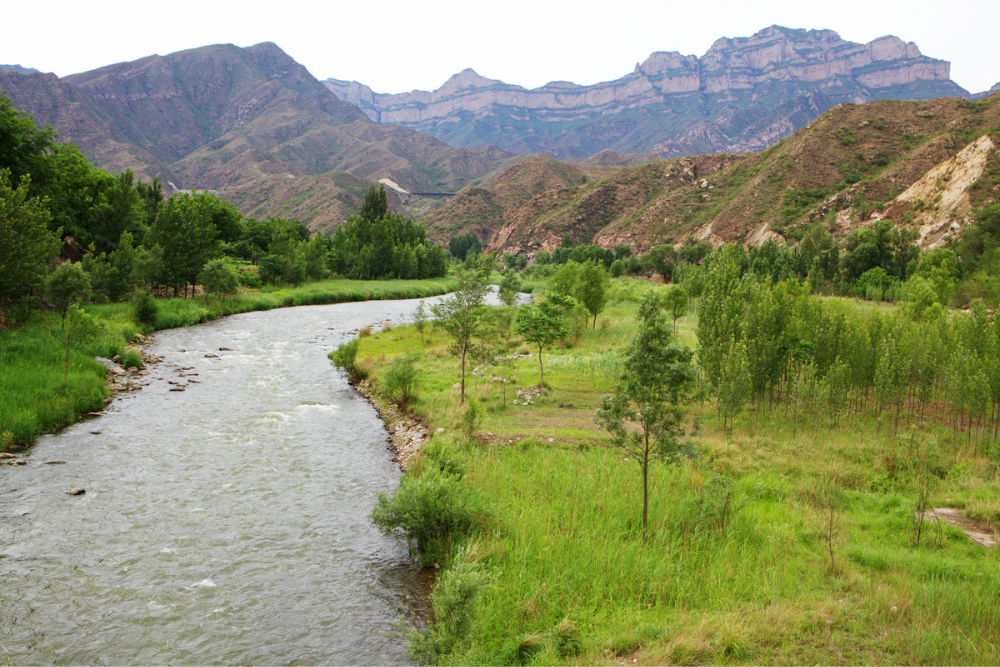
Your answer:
[422,94,1000,255]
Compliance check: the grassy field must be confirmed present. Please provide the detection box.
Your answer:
[0,278,455,450]
[355,279,1000,665]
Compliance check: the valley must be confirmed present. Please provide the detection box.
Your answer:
[2,17,1000,667]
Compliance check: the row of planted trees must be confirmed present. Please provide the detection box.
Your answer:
[698,244,1000,454]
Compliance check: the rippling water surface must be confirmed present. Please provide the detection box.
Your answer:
[0,298,442,665]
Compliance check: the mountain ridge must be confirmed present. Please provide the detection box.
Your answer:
[324,25,969,160]
[0,42,513,231]
[422,93,1000,256]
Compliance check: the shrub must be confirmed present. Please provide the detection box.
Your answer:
[380,351,421,408]
[329,338,361,381]
[408,550,487,663]
[460,399,481,443]
[131,290,158,327]
[370,466,479,562]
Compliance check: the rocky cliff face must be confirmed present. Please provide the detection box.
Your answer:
[0,43,512,230]
[324,25,968,159]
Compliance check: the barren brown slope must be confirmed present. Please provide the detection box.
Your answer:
[432,94,1000,255]
[1,42,512,231]
[423,154,615,241]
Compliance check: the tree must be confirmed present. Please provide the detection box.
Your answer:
[431,254,493,404]
[359,183,389,223]
[595,293,696,532]
[643,244,678,282]
[716,339,750,433]
[698,244,747,388]
[61,304,102,383]
[498,269,521,307]
[46,262,91,329]
[413,300,428,344]
[662,285,688,332]
[549,260,580,296]
[0,172,60,323]
[147,192,221,295]
[574,261,608,328]
[199,258,240,304]
[516,294,573,392]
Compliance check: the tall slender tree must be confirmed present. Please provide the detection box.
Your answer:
[595,293,696,532]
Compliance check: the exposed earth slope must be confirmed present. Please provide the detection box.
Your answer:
[422,94,1000,255]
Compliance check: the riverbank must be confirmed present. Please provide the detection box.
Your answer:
[1,296,430,664]
[354,282,1000,665]
[0,278,455,451]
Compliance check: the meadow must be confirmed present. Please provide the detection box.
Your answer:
[354,279,1000,665]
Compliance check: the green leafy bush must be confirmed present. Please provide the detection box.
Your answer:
[329,338,361,381]
[379,351,421,408]
[131,290,158,327]
[370,465,479,562]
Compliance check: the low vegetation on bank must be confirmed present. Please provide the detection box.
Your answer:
[347,259,1000,665]
[0,277,454,450]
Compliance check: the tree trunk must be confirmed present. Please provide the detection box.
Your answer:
[460,346,467,404]
[538,343,545,392]
[642,462,649,532]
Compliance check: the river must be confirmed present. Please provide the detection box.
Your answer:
[0,297,444,665]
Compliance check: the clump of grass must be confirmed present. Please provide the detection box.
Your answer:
[554,616,581,658]
[119,346,143,370]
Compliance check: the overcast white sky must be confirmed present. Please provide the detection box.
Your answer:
[2,0,997,94]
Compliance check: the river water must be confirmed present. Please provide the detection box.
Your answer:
[0,297,444,665]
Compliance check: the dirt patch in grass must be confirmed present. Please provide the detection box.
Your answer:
[925,507,998,547]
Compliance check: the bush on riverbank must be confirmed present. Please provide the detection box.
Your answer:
[354,283,1000,665]
[0,277,455,450]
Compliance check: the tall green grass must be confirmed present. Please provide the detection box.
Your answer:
[0,277,455,450]
[357,292,1000,665]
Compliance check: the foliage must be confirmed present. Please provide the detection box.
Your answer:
[413,299,428,343]
[0,171,60,322]
[594,292,696,530]
[380,350,421,408]
[574,261,609,328]
[498,269,521,307]
[662,285,688,331]
[408,549,488,664]
[147,192,222,293]
[45,261,91,328]
[516,294,573,391]
[370,463,479,563]
[449,233,482,261]
[330,337,362,382]
[199,258,240,302]
[697,244,746,388]
[131,289,158,327]
[60,304,102,382]
[329,210,447,280]
[431,253,494,403]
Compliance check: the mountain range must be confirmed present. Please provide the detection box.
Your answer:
[1,27,996,238]
[0,43,511,231]
[324,26,973,159]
